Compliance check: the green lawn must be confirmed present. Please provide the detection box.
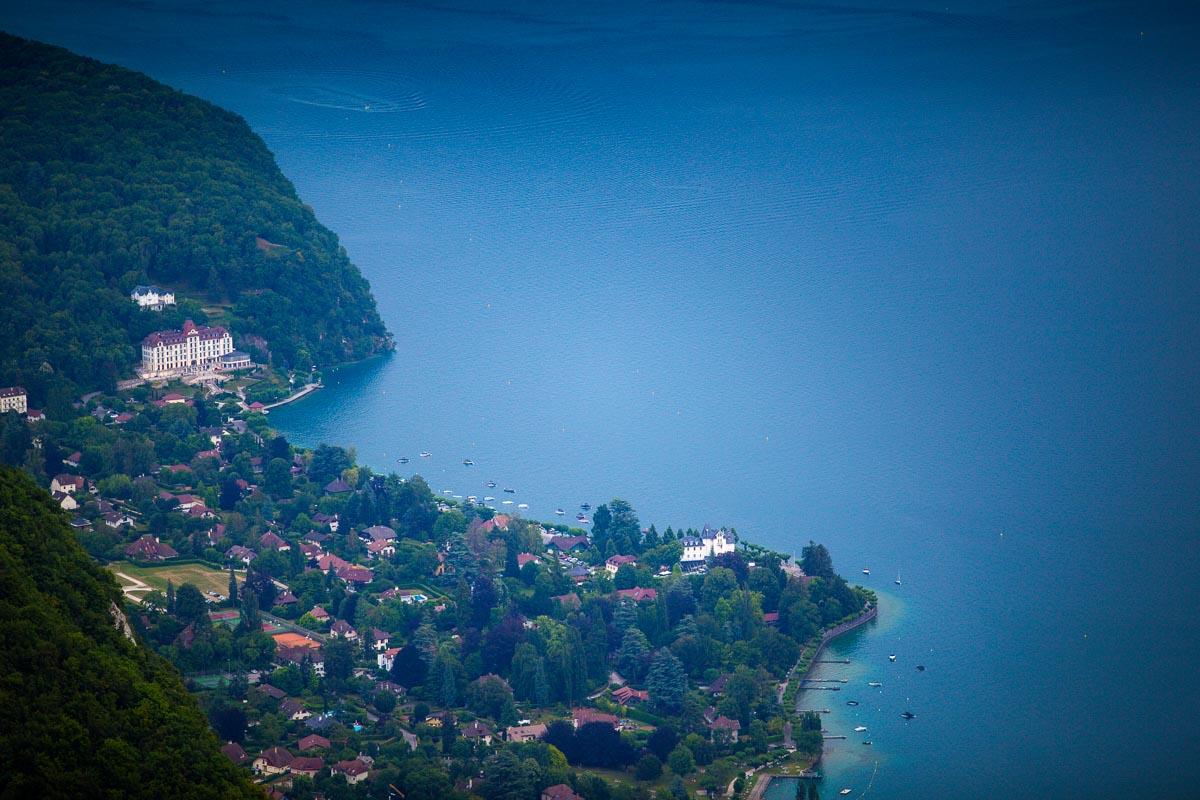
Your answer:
[109,560,236,599]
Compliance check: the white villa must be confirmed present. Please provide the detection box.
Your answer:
[130,285,176,310]
[0,386,27,415]
[140,320,236,379]
[680,525,737,564]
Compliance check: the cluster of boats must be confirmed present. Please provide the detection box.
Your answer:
[395,454,595,522]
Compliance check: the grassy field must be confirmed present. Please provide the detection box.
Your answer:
[109,560,235,599]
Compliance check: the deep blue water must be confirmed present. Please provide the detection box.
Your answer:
[4,2,1199,796]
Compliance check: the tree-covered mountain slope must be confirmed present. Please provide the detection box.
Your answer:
[0,466,262,799]
[0,32,392,400]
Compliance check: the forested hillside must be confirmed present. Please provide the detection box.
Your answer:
[0,32,391,405]
[0,466,262,799]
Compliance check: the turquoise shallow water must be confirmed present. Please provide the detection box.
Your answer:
[3,2,1199,796]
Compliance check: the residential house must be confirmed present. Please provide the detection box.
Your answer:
[330,620,358,640]
[613,686,649,705]
[316,553,351,573]
[370,629,390,651]
[298,734,330,751]
[103,511,135,530]
[547,535,589,554]
[542,784,584,800]
[324,479,352,495]
[288,756,324,778]
[461,720,494,746]
[336,564,374,587]
[280,698,311,721]
[62,451,81,468]
[221,742,249,765]
[308,606,330,622]
[257,684,287,700]
[516,552,541,568]
[708,715,741,744]
[51,473,84,494]
[52,491,77,511]
[333,759,369,785]
[615,587,657,603]
[367,539,395,558]
[506,723,548,743]
[226,545,257,566]
[312,512,340,532]
[253,746,293,776]
[377,647,401,672]
[571,708,619,730]
[125,535,178,561]
[361,525,396,542]
[605,554,638,576]
[259,531,290,552]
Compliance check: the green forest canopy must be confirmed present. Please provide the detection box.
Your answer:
[0,465,262,798]
[0,32,392,402]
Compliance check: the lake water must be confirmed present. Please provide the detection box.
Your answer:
[4,1,1198,796]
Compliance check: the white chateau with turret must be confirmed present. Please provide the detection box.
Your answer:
[140,320,239,378]
[130,285,176,310]
[680,525,737,565]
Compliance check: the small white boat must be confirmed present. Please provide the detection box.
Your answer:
[484,496,495,501]
[502,500,514,505]
[442,489,453,495]
[467,496,478,503]
[463,459,474,466]
[889,654,897,662]
[862,568,870,574]
[420,451,432,458]
[868,681,882,687]
[840,790,852,796]
[517,503,529,509]
[556,508,565,515]
[854,725,868,732]
[577,516,590,524]
[894,571,902,586]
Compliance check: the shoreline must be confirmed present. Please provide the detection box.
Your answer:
[261,382,322,410]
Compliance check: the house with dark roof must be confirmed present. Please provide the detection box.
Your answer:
[461,720,494,745]
[361,525,396,542]
[259,531,290,552]
[226,545,256,566]
[280,698,311,721]
[324,478,352,495]
[125,534,178,561]
[330,620,358,640]
[548,535,589,553]
[253,746,293,775]
[221,742,248,765]
[333,759,369,784]
[298,734,330,751]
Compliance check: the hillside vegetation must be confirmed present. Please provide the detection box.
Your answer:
[0,466,262,798]
[0,32,392,406]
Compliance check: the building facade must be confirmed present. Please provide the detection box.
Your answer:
[680,525,737,563]
[130,285,176,310]
[0,386,27,415]
[140,320,235,378]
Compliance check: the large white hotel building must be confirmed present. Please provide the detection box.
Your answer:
[140,320,243,378]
